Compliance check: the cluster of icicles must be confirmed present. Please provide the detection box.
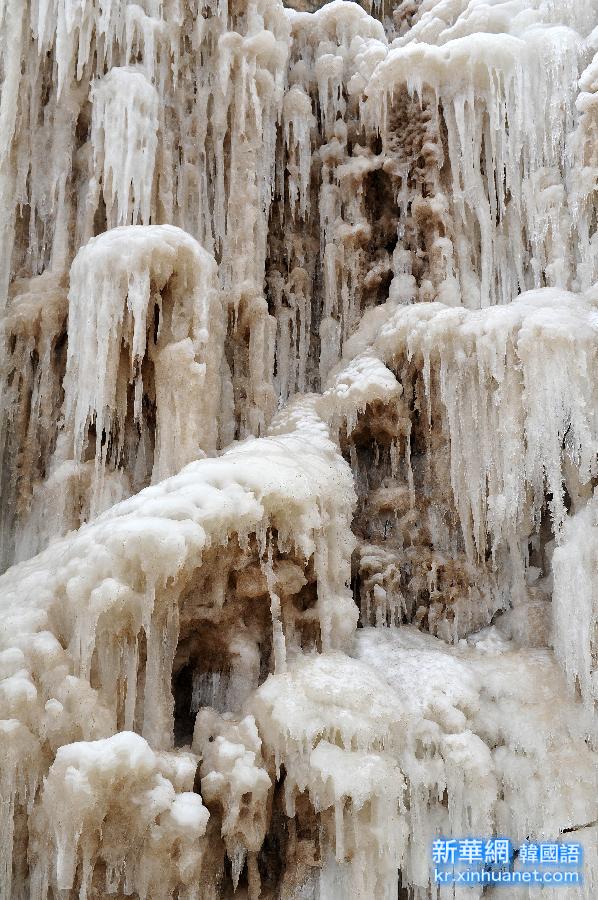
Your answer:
[0,0,597,898]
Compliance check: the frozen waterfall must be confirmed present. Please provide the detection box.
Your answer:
[0,0,596,898]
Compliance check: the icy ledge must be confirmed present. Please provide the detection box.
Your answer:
[339,286,598,563]
[0,397,356,899]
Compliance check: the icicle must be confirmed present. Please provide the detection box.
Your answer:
[552,495,598,711]
[262,541,288,674]
[142,593,179,751]
[91,67,159,227]
[369,12,585,306]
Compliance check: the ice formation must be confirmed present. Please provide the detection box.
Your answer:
[30,732,209,899]
[0,0,596,898]
[553,494,598,712]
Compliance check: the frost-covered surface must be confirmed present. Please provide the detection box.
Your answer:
[0,0,597,897]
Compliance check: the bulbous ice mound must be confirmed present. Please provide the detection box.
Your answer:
[0,397,358,896]
[29,732,209,899]
[0,0,596,898]
[64,225,225,485]
[248,625,596,896]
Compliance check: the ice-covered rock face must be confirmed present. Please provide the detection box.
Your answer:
[0,0,596,898]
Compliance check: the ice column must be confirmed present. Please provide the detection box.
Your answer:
[552,495,598,711]
[91,66,159,228]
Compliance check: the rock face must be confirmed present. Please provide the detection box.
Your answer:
[0,0,596,898]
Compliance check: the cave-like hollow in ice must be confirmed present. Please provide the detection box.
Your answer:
[0,0,596,897]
